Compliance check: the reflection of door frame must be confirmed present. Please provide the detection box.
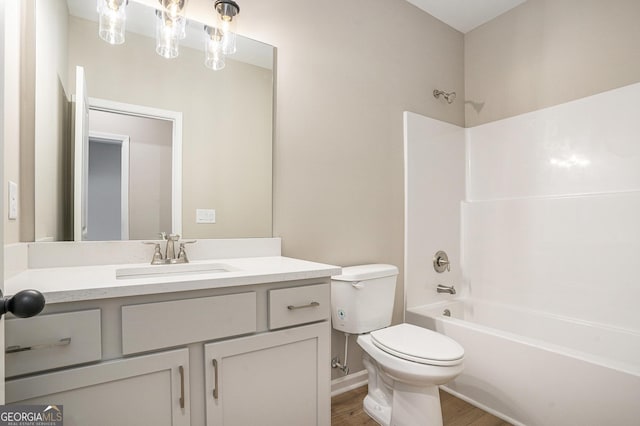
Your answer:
[88,131,130,240]
[88,98,183,236]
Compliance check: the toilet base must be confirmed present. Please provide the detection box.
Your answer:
[390,382,443,426]
[362,354,445,426]
[363,384,444,426]
[363,394,391,425]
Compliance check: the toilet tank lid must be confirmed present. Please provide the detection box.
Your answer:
[332,264,399,282]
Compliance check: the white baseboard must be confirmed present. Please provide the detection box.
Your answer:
[331,370,368,397]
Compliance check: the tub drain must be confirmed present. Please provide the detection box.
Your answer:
[443,309,451,317]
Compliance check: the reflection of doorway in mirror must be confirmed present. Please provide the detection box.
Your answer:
[86,133,129,241]
[86,103,180,240]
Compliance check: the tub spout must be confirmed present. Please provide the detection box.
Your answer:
[437,284,456,295]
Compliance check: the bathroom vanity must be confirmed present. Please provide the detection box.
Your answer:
[3,240,339,426]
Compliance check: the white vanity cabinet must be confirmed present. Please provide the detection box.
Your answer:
[6,348,191,426]
[204,283,331,426]
[4,278,332,426]
[205,323,329,426]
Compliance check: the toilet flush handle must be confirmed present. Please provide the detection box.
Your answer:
[351,282,364,289]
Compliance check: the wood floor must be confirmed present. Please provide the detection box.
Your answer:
[331,385,511,426]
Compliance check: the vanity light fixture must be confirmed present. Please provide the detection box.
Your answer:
[96,0,242,70]
[97,0,128,45]
[155,0,189,58]
[214,0,240,55]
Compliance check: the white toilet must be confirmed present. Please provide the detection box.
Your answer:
[331,264,464,426]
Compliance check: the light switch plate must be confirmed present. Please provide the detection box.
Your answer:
[8,181,17,220]
[196,209,216,224]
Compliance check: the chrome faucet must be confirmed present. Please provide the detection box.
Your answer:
[161,233,181,261]
[437,284,456,295]
[145,234,196,265]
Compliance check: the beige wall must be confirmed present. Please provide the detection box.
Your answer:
[3,0,22,244]
[465,0,640,127]
[178,0,465,378]
[67,17,272,240]
[34,0,69,241]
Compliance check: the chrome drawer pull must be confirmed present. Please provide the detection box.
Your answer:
[179,365,185,409]
[287,301,320,310]
[6,337,71,354]
[212,359,219,399]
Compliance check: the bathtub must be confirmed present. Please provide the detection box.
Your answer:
[406,299,640,426]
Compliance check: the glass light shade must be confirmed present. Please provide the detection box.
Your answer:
[221,30,236,55]
[155,9,181,58]
[214,0,239,55]
[97,0,127,45]
[159,0,189,39]
[204,26,226,70]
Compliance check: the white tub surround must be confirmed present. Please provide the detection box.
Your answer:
[404,82,640,425]
[403,112,466,309]
[464,82,640,331]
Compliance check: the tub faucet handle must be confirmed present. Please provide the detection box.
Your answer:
[433,250,450,273]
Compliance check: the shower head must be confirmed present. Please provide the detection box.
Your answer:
[433,89,456,104]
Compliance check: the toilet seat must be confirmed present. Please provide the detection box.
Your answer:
[370,323,464,366]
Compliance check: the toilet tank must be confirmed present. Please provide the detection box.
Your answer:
[331,264,399,334]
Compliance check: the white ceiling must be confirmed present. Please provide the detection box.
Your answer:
[405,0,527,33]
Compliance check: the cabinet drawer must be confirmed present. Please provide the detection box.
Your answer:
[5,309,102,378]
[122,292,257,355]
[268,283,330,330]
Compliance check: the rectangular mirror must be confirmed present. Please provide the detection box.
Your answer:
[34,0,274,241]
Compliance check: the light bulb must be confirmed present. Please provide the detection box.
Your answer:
[159,0,188,39]
[214,0,239,55]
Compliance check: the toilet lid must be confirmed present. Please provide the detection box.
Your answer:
[371,324,464,366]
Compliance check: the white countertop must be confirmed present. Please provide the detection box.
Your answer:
[5,256,341,304]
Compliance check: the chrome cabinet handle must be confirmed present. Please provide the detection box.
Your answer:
[212,359,219,399]
[179,365,185,409]
[287,301,320,310]
[6,337,71,354]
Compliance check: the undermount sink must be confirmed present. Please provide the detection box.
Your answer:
[116,262,235,280]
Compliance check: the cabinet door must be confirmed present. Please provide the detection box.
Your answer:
[205,322,330,426]
[6,348,190,426]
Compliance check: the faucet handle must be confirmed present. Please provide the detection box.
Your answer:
[143,242,164,264]
[433,250,451,273]
[176,241,196,263]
